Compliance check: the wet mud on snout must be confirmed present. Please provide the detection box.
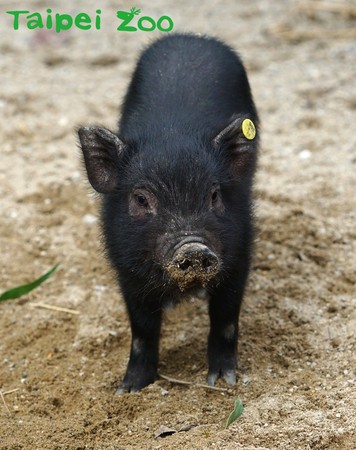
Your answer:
[166,242,221,291]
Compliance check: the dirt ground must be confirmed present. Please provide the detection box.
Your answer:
[1,0,355,449]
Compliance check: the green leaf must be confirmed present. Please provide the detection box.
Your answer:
[0,264,59,302]
[226,398,244,428]
[130,7,141,15]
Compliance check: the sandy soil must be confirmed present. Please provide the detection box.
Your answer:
[1,0,355,449]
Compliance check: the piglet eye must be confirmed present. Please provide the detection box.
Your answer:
[210,186,224,215]
[130,188,157,219]
[211,190,219,204]
[135,194,148,207]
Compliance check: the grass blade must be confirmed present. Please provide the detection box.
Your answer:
[226,398,244,428]
[0,264,59,302]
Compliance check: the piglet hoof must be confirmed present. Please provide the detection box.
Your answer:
[115,381,138,395]
[207,371,219,387]
[114,370,157,395]
[222,369,237,386]
[207,369,236,387]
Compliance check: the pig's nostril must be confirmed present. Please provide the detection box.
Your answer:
[178,259,192,271]
[170,243,220,283]
[202,257,212,269]
[168,243,220,289]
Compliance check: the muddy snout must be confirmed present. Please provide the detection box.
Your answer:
[166,242,220,291]
[175,243,219,273]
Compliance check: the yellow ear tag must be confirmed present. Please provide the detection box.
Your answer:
[241,118,256,140]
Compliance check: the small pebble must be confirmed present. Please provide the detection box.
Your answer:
[59,117,69,126]
[82,214,97,224]
[299,149,312,160]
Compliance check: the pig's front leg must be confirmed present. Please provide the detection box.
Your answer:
[116,296,162,394]
[207,282,245,386]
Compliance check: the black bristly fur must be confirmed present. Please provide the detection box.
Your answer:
[78,33,259,393]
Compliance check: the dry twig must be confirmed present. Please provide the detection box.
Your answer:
[2,388,19,396]
[0,391,11,415]
[159,373,229,392]
[31,302,79,315]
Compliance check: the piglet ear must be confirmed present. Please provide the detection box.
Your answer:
[212,116,258,176]
[78,126,127,193]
